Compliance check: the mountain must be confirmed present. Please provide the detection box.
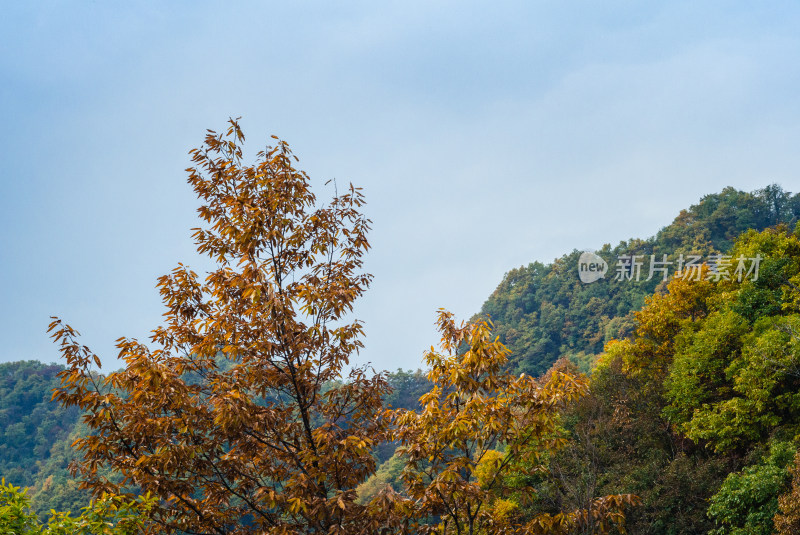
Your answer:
[530,221,800,534]
[0,361,79,488]
[476,185,800,376]
[0,361,90,515]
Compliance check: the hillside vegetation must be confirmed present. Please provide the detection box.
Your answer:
[5,184,800,533]
[477,185,800,376]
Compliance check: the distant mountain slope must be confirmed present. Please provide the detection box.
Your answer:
[475,185,800,376]
[0,359,427,514]
[0,361,79,488]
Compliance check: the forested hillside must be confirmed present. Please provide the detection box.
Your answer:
[360,213,800,534]
[477,185,800,376]
[0,361,88,515]
[0,361,75,488]
[5,184,800,533]
[531,223,800,534]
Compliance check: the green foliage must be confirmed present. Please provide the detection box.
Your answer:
[477,185,800,377]
[384,369,431,411]
[27,423,93,518]
[679,314,800,452]
[665,227,800,453]
[0,361,89,517]
[663,309,749,427]
[535,218,800,534]
[356,452,406,504]
[0,362,80,489]
[0,478,39,535]
[373,370,433,464]
[707,441,796,535]
[544,221,800,535]
[536,351,732,535]
[0,479,153,535]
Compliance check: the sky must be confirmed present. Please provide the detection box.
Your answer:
[1,1,799,372]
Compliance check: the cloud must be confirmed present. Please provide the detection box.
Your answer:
[2,1,800,371]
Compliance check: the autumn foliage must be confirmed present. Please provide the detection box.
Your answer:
[391,312,639,534]
[50,120,390,534]
[48,120,638,534]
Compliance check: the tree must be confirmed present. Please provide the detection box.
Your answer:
[49,119,391,534]
[0,479,153,535]
[706,441,795,535]
[662,226,800,453]
[392,311,639,534]
[775,450,800,534]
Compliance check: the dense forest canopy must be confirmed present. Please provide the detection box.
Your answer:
[0,361,77,488]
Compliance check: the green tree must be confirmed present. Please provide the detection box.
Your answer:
[707,441,796,535]
[0,479,153,535]
[664,225,800,453]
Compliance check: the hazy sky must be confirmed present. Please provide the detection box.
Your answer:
[2,1,799,372]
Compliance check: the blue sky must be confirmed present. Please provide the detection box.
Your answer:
[1,1,799,372]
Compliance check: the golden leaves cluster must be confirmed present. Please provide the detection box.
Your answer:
[384,310,637,534]
[49,119,389,535]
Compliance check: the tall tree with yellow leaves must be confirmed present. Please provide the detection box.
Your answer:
[392,311,639,535]
[50,119,391,535]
